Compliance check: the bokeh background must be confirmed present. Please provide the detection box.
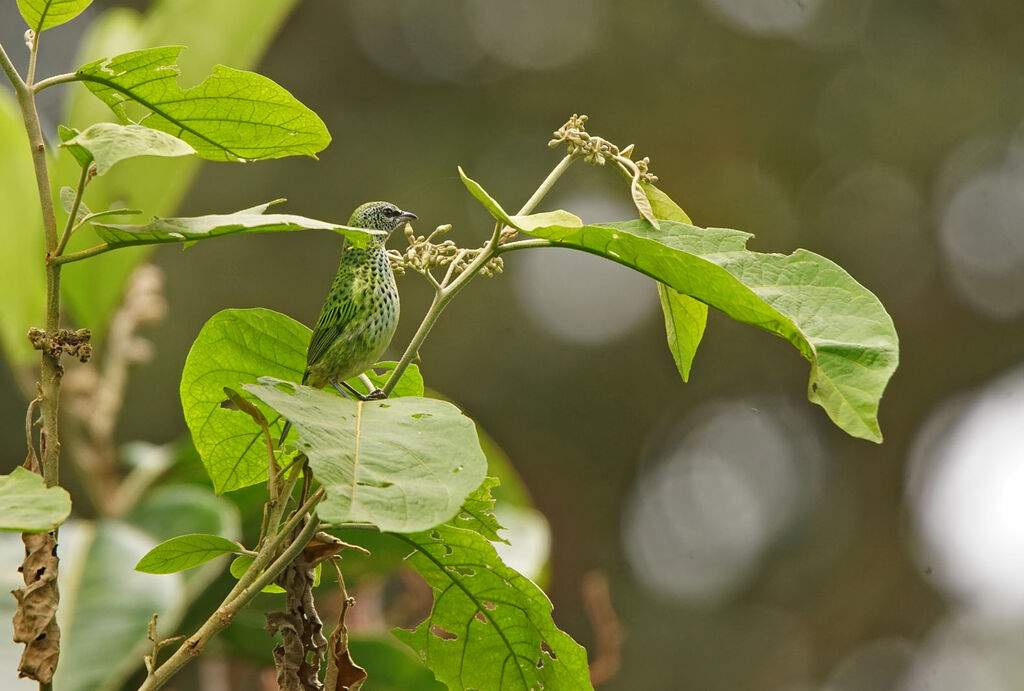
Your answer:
[3,0,1024,689]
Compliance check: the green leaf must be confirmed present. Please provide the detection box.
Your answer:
[658,283,707,382]
[181,308,307,492]
[244,378,488,532]
[60,122,195,175]
[393,525,593,691]
[0,467,72,532]
[181,308,425,492]
[135,533,241,574]
[352,360,426,398]
[527,218,898,441]
[57,125,94,168]
[348,638,445,691]
[56,0,302,348]
[92,201,382,250]
[449,477,506,543]
[228,555,285,593]
[641,180,709,380]
[16,0,92,32]
[59,185,92,223]
[0,91,45,367]
[75,45,330,162]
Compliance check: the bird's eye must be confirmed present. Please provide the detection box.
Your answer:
[383,208,398,217]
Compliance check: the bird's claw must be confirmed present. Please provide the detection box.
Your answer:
[362,388,387,401]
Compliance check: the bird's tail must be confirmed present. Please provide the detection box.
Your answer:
[277,369,310,447]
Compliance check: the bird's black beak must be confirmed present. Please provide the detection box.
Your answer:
[398,211,417,222]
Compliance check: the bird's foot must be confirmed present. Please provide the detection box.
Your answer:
[362,388,387,401]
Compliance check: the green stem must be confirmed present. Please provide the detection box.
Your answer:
[496,238,555,255]
[382,155,576,396]
[51,243,114,265]
[139,498,322,691]
[32,72,77,93]
[0,41,23,87]
[57,165,90,256]
[516,154,574,216]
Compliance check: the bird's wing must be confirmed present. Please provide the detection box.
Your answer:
[306,291,358,369]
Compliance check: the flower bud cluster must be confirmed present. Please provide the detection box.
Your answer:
[388,224,503,281]
[549,113,658,183]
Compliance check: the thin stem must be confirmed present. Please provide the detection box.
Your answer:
[26,31,39,86]
[31,72,77,93]
[516,154,574,215]
[51,243,114,265]
[140,502,322,691]
[496,238,555,255]
[381,155,575,396]
[57,165,90,256]
[0,41,24,88]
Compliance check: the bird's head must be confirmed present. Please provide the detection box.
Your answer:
[349,201,417,235]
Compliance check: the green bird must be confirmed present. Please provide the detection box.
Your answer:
[279,201,415,445]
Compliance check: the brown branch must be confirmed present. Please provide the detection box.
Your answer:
[583,571,624,687]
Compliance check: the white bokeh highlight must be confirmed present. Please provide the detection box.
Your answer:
[908,366,1024,617]
[622,398,823,604]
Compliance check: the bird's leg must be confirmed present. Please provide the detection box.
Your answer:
[331,378,387,401]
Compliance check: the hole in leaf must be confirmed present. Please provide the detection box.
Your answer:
[411,413,432,419]
[453,465,464,473]
[446,565,474,577]
[536,657,544,669]
[430,625,457,641]
[274,382,296,394]
[356,479,394,489]
[443,544,453,556]
[812,382,818,392]
[475,611,487,624]
[430,530,441,540]
[541,640,557,660]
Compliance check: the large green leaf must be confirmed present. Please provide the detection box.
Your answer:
[0,91,45,367]
[463,172,898,441]
[181,308,307,492]
[244,378,488,532]
[642,181,708,381]
[393,524,592,691]
[181,308,424,493]
[15,0,92,32]
[91,201,382,250]
[75,45,330,162]
[60,122,195,175]
[56,0,302,341]
[0,468,72,533]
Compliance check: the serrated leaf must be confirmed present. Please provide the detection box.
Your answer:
[0,467,72,533]
[463,171,899,441]
[61,122,195,175]
[449,477,506,543]
[75,46,330,162]
[181,308,423,493]
[55,0,302,351]
[135,533,240,574]
[16,0,92,32]
[393,525,592,691]
[244,378,487,532]
[92,201,382,250]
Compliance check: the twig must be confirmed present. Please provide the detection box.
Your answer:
[582,571,623,687]
[382,154,576,395]
[139,492,324,691]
